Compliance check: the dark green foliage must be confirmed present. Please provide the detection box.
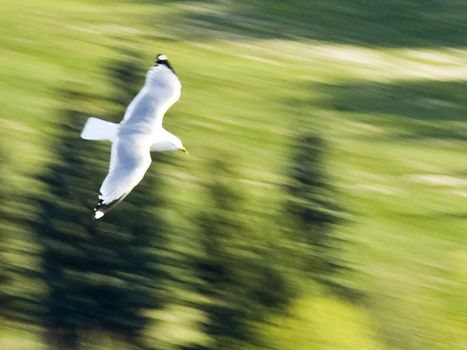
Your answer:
[286,132,341,234]
[0,144,10,315]
[30,55,169,349]
[285,130,348,290]
[172,0,467,47]
[0,145,37,324]
[106,52,146,113]
[190,159,289,350]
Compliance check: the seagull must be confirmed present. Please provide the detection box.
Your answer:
[80,54,186,219]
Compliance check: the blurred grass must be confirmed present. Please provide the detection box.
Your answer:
[1,0,467,349]
[256,296,383,350]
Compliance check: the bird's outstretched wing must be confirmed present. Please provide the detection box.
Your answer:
[90,54,181,219]
[121,54,181,129]
[94,136,151,219]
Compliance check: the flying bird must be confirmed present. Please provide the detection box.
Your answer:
[80,54,186,219]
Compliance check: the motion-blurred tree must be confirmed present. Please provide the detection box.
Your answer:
[0,141,42,326]
[30,53,170,350]
[284,130,348,292]
[189,159,289,350]
[0,145,10,315]
[106,50,147,110]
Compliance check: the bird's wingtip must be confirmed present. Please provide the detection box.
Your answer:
[92,193,128,220]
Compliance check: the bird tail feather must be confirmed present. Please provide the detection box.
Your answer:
[80,117,119,141]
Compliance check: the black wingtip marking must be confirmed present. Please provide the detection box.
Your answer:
[154,53,176,74]
[93,193,128,220]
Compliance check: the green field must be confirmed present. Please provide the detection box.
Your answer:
[1,1,466,349]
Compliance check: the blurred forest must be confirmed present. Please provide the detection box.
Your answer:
[1,0,466,350]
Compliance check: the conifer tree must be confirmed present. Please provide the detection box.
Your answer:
[0,141,42,325]
[0,145,10,316]
[190,159,289,350]
[31,54,170,349]
[285,130,347,290]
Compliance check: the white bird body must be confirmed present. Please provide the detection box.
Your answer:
[80,54,185,219]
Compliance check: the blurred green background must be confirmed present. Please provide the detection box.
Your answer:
[1,0,466,349]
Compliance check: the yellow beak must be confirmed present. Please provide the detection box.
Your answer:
[180,147,188,154]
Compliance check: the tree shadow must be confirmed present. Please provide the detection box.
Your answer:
[315,80,467,141]
[146,0,467,47]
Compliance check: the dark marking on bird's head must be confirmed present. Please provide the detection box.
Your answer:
[154,53,176,74]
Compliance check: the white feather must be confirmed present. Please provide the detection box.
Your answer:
[83,57,183,215]
[81,117,119,141]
